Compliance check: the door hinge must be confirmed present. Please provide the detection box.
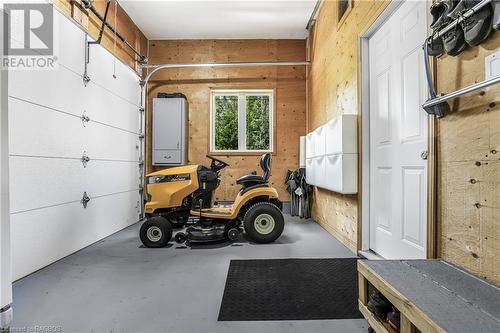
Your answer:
[139,133,145,139]
[83,74,91,87]
[81,192,91,208]
[81,111,90,126]
[139,107,145,113]
[81,152,90,168]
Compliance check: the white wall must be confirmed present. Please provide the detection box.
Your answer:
[0,4,13,328]
[8,6,142,280]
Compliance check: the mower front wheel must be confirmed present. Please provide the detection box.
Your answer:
[243,202,284,243]
[140,216,173,248]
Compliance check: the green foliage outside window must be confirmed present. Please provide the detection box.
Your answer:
[214,93,271,151]
[214,96,238,150]
[246,96,270,150]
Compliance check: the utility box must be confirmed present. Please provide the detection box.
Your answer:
[152,94,188,166]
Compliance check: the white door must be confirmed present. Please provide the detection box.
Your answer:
[369,0,428,259]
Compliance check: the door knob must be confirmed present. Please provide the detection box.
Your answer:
[421,150,428,160]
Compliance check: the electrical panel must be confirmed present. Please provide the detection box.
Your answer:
[152,95,188,166]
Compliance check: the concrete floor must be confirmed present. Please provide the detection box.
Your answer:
[12,215,368,333]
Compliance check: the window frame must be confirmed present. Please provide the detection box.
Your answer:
[209,89,275,155]
[336,0,353,30]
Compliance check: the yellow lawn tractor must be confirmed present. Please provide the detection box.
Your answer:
[140,153,284,247]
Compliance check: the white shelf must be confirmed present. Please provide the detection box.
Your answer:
[305,114,358,194]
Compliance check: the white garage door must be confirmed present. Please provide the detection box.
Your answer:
[8,7,142,280]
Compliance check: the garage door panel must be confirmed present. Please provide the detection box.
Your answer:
[85,123,140,161]
[9,157,85,214]
[8,98,85,158]
[9,67,85,118]
[83,82,140,133]
[86,44,140,107]
[11,191,140,280]
[9,7,142,280]
[85,161,140,197]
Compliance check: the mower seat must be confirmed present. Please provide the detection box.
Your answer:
[236,153,272,188]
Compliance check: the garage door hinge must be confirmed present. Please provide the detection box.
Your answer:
[83,74,91,87]
[139,107,145,113]
[139,80,146,87]
[81,152,90,168]
[81,112,90,126]
[138,159,144,167]
[139,133,145,140]
[81,192,91,208]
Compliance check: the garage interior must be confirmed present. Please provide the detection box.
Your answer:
[0,0,499,332]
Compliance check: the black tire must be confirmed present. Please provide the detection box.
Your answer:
[140,216,173,248]
[243,202,284,243]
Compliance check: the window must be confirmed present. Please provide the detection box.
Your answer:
[337,0,352,29]
[210,90,274,153]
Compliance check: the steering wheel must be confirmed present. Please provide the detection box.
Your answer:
[206,155,230,171]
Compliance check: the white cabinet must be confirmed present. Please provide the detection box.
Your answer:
[325,114,357,155]
[325,154,357,194]
[306,133,315,159]
[152,96,188,165]
[314,126,326,157]
[305,114,358,194]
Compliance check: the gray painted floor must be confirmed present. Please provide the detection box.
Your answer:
[12,216,368,333]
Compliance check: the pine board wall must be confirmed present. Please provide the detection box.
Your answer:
[436,31,500,283]
[146,40,307,201]
[307,0,390,252]
[53,0,147,70]
[309,0,499,283]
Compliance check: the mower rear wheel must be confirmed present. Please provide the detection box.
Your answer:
[140,216,173,248]
[243,202,284,243]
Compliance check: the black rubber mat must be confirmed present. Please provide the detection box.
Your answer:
[218,258,362,321]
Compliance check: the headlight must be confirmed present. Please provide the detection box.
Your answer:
[148,174,190,184]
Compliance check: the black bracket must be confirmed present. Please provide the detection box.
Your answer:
[81,152,90,168]
[83,74,91,87]
[81,111,90,126]
[81,192,91,209]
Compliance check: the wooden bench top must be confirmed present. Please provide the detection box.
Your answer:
[358,259,500,333]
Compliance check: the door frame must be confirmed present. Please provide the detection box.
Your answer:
[0,4,13,329]
[357,0,437,259]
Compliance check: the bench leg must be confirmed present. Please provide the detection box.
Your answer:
[401,313,416,333]
[358,272,368,305]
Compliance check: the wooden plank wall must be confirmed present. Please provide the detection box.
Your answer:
[146,40,307,201]
[436,31,500,284]
[307,0,390,252]
[309,0,499,282]
[52,0,147,70]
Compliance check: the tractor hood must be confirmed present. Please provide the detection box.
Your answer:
[146,165,199,177]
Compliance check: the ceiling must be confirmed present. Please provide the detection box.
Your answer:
[119,0,317,40]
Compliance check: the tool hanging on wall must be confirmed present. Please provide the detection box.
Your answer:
[285,168,312,219]
[422,0,500,118]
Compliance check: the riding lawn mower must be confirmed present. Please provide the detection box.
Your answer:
[140,153,285,247]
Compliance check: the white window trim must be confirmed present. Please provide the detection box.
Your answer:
[210,89,274,153]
